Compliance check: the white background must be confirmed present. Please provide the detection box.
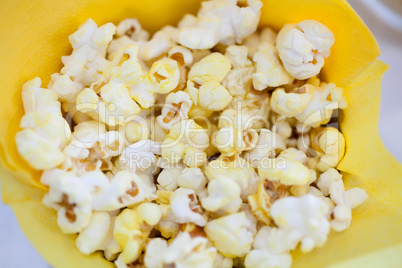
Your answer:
[0,0,401,267]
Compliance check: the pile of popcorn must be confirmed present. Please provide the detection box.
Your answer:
[15,0,368,267]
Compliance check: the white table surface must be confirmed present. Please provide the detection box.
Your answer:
[0,0,401,267]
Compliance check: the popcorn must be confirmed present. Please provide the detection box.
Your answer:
[170,188,207,226]
[156,204,180,238]
[157,164,185,191]
[41,169,107,233]
[76,212,111,255]
[317,168,368,231]
[248,180,288,225]
[93,170,157,211]
[63,121,124,175]
[143,57,180,94]
[310,127,346,172]
[139,27,175,61]
[205,212,254,258]
[157,91,193,130]
[245,226,293,268]
[252,43,293,90]
[177,167,207,194]
[115,18,150,41]
[179,0,263,49]
[199,80,232,111]
[48,73,83,103]
[258,156,311,186]
[161,119,209,167]
[295,83,347,127]
[243,27,277,57]
[276,20,335,79]
[270,194,331,253]
[117,140,159,176]
[144,232,217,268]
[205,155,260,200]
[270,85,314,117]
[168,45,194,67]
[114,203,162,264]
[188,53,231,85]
[201,177,242,214]
[21,77,62,116]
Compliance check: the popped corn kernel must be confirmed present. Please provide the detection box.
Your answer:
[145,57,180,94]
[258,156,311,186]
[157,164,185,191]
[248,180,288,225]
[310,127,346,172]
[205,212,254,258]
[188,53,231,85]
[270,85,314,117]
[201,177,242,214]
[295,83,347,127]
[76,212,111,255]
[22,77,62,116]
[270,194,331,253]
[199,80,233,111]
[115,18,150,41]
[170,188,207,226]
[157,91,193,130]
[177,167,207,194]
[243,27,277,57]
[145,232,217,268]
[114,203,162,264]
[16,111,71,170]
[168,46,194,67]
[252,43,293,89]
[276,20,335,79]
[139,27,175,61]
[48,73,82,103]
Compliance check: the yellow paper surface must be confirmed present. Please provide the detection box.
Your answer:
[0,0,401,267]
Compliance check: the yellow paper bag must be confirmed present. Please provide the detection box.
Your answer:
[0,0,401,267]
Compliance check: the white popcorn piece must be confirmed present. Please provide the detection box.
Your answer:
[63,121,124,175]
[115,18,150,41]
[243,27,277,58]
[93,170,156,211]
[188,53,231,85]
[258,156,311,186]
[244,129,287,167]
[276,20,335,79]
[41,169,108,233]
[145,232,217,268]
[295,83,347,128]
[245,226,293,268]
[168,45,194,67]
[157,91,193,130]
[170,188,207,226]
[144,57,181,94]
[311,127,346,172]
[270,85,314,117]
[118,139,161,174]
[205,212,254,258]
[201,177,242,214]
[179,0,262,49]
[270,194,331,253]
[48,73,83,103]
[139,27,176,61]
[157,164,185,191]
[198,80,233,111]
[177,167,207,194]
[252,43,293,90]
[205,155,260,200]
[214,253,234,268]
[21,77,62,116]
[114,203,162,264]
[76,211,111,255]
[16,111,72,170]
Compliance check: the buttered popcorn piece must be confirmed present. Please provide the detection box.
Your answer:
[179,0,262,49]
[252,42,293,90]
[157,163,185,191]
[157,91,193,130]
[198,80,233,111]
[205,212,254,258]
[145,232,217,268]
[114,203,162,264]
[115,18,150,41]
[188,53,231,85]
[243,27,277,58]
[48,73,83,103]
[276,20,335,80]
[170,188,207,226]
[177,167,207,194]
[270,194,331,253]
